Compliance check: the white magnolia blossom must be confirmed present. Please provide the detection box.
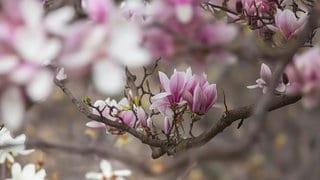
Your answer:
[7,163,46,180]
[0,127,34,164]
[86,160,131,180]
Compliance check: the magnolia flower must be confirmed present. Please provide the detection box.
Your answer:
[151,68,217,116]
[7,163,46,180]
[86,159,131,180]
[119,110,136,128]
[183,74,217,115]
[150,68,193,117]
[0,127,34,163]
[268,9,307,40]
[247,63,287,93]
[288,46,320,108]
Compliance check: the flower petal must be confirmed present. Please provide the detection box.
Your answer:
[1,87,25,132]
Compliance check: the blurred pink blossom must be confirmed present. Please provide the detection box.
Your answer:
[287,46,320,108]
[0,0,73,131]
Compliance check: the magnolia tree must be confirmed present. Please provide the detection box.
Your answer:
[0,0,320,179]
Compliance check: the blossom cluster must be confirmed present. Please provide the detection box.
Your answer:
[0,0,73,131]
[0,0,150,131]
[286,46,320,108]
[248,46,320,108]
[142,0,238,65]
[86,67,217,137]
[209,0,307,41]
[152,68,217,134]
[86,97,152,134]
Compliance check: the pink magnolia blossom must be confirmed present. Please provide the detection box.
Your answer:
[268,9,307,40]
[287,46,320,108]
[247,63,287,93]
[183,74,218,115]
[150,68,193,117]
[119,110,136,128]
[151,68,217,116]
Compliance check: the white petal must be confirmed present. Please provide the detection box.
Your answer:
[22,164,36,179]
[14,29,61,65]
[19,0,43,29]
[34,169,46,180]
[1,87,25,132]
[175,4,193,23]
[14,29,44,64]
[19,149,35,155]
[151,92,170,100]
[86,121,106,128]
[26,70,53,102]
[100,160,112,177]
[0,154,7,163]
[6,154,15,163]
[267,25,279,32]
[39,39,62,65]
[11,134,26,145]
[11,163,22,178]
[56,68,67,81]
[246,85,259,89]
[114,170,132,176]
[9,64,37,85]
[92,61,125,95]
[0,55,19,75]
[110,23,150,67]
[45,7,75,35]
[85,172,103,179]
